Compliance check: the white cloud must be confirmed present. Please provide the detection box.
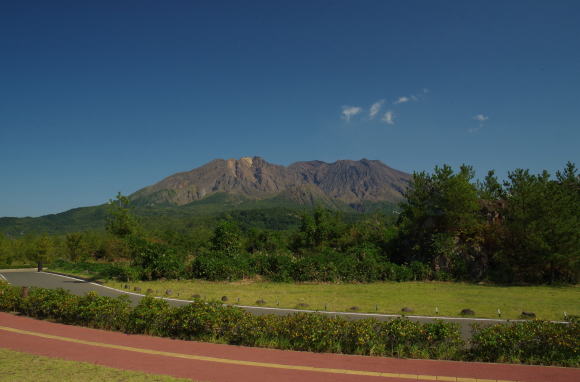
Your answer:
[382,110,395,125]
[369,100,384,119]
[394,96,410,105]
[341,106,362,122]
[469,114,489,133]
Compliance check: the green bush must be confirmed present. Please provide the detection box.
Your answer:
[126,296,172,335]
[191,252,252,281]
[0,282,21,312]
[129,239,184,280]
[249,252,294,282]
[470,320,580,366]
[19,287,78,320]
[74,292,131,330]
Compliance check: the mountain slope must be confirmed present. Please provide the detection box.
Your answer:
[131,157,410,207]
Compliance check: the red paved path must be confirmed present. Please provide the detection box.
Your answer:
[0,312,577,382]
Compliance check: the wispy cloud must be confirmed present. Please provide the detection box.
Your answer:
[369,99,384,119]
[394,96,410,105]
[469,114,489,133]
[394,89,430,104]
[341,106,362,122]
[382,110,395,125]
[340,88,428,125]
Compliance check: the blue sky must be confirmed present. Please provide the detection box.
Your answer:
[1,1,579,217]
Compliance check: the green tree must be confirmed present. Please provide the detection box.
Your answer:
[0,234,11,265]
[246,228,284,253]
[28,235,55,266]
[293,207,346,251]
[477,170,505,200]
[397,165,482,277]
[210,220,242,256]
[105,193,140,238]
[65,232,90,262]
[497,164,580,283]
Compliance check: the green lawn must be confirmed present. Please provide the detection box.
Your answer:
[0,348,194,382]
[103,278,579,321]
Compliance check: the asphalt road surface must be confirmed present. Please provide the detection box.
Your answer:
[0,269,521,338]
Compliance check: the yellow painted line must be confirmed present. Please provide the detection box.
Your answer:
[0,325,518,382]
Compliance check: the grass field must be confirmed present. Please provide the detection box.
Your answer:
[0,348,193,382]
[102,278,579,321]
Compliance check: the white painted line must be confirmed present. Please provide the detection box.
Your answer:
[38,271,569,324]
[231,304,523,322]
[40,272,193,303]
[0,273,8,282]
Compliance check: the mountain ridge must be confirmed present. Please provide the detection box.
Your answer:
[131,156,411,207]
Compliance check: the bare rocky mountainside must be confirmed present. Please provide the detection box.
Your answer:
[130,157,411,207]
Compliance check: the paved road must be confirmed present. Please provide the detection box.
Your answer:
[0,269,522,338]
[2,312,577,382]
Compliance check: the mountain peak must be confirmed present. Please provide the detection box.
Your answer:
[131,158,411,207]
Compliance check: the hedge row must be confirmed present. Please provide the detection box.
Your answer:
[0,282,577,366]
[52,253,449,283]
[470,320,579,366]
[192,251,443,282]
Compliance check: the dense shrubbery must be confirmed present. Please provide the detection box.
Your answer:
[1,282,577,366]
[128,238,185,280]
[469,320,580,367]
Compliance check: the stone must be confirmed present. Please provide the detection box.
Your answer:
[460,309,475,316]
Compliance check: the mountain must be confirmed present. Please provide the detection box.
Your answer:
[130,157,411,208]
[0,157,411,235]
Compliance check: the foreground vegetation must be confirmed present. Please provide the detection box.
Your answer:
[0,348,193,382]
[100,278,579,321]
[1,282,578,367]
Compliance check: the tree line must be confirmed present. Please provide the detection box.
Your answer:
[1,162,578,284]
